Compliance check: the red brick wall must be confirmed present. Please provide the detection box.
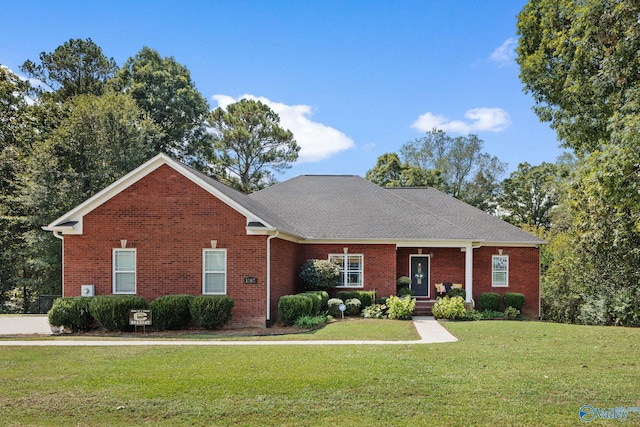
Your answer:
[269,238,302,322]
[300,244,396,299]
[473,246,540,318]
[63,164,269,326]
[396,246,540,317]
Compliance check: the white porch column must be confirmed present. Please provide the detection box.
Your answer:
[464,243,473,304]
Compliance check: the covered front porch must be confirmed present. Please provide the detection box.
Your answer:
[396,242,480,306]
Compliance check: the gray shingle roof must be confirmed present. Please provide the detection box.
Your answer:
[247,175,544,244]
[387,187,546,244]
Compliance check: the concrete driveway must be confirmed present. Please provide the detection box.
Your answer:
[0,315,52,336]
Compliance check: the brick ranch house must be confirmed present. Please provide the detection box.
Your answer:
[44,153,545,327]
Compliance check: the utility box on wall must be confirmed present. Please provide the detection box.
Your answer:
[81,284,95,297]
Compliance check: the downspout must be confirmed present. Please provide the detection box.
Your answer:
[266,231,279,328]
[52,231,64,297]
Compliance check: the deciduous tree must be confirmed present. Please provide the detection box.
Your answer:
[517,0,640,154]
[111,47,212,165]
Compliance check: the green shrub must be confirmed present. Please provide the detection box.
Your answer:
[89,295,149,332]
[189,295,234,330]
[361,303,387,319]
[447,287,466,300]
[150,294,193,331]
[48,297,94,332]
[481,310,505,320]
[397,287,415,297]
[479,293,501,312]
[278,295,313,325]
[463,309,483,321]
[299,259,341,290]
[432,296,466,320]
[345,298,361,316]
[336,290,377,308]
[299,292,324,315]
[396,276,411,287]
[327,298,344,317]
[294,315,328,329]
[386,295,416,320]
[304,290,330,310]
[504,306,521,319]
[504,292,525,311]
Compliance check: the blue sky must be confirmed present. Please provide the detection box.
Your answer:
[1,0,563,181]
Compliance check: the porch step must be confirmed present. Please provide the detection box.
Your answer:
[413,299,436,316]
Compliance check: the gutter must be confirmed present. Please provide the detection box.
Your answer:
[51,231,64,297]
[265,231,279,328]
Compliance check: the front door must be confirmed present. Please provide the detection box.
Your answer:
[410,255,429,297]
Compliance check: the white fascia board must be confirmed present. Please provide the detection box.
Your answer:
[480,241,546,247]
[291,238,485,247]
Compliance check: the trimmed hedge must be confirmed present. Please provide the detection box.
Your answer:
[504,292,525,311]
[189,295,234,330]
[327,298,344,317]
[279,295,313,325]
[396,276,411,287]
[397,287,415,297]
[298,292,322,315]
[89,295,149,332]
[304,290,330,310]
[150,294,194,331]
[479,293,501,312]
[336,290,377,308]
[48,297,94,332]
[447,287,466,300]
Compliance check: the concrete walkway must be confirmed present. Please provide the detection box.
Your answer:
[0,315,457,346]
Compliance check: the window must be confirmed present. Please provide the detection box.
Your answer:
[203,249,226,294]
[492,255,509,287]
[329,254,364,288]
[113,249,136,294]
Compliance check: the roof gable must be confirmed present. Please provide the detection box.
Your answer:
[44,153,277,234]
[44,155,544,246]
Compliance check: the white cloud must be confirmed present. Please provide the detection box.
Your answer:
[211,94,354,163]
[411,108,511,134]
[490,38,517,65]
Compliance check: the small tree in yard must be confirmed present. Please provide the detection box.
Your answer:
[300,259,341,291]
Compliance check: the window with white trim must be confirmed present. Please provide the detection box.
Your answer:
[113,249,136,294]
[203,249,227,294]
[492,255,509,287]
[329,254,364,288]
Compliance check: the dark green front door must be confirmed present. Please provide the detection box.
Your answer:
[410,256,429,297]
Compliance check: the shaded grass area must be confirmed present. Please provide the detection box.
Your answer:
[1,321,639,426]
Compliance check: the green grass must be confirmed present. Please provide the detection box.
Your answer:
[185,318,420,341]
[1,321,639,426]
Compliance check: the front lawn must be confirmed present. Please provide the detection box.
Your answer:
[1,321,638,426]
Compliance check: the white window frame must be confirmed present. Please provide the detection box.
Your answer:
[203,249,227,295]
[328,253,364,288]
[492,255,509,287]
[113,248,136,294]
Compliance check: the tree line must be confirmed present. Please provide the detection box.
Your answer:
[1,38,298,311]
[365,0,640,327]
[4,0,640,328]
